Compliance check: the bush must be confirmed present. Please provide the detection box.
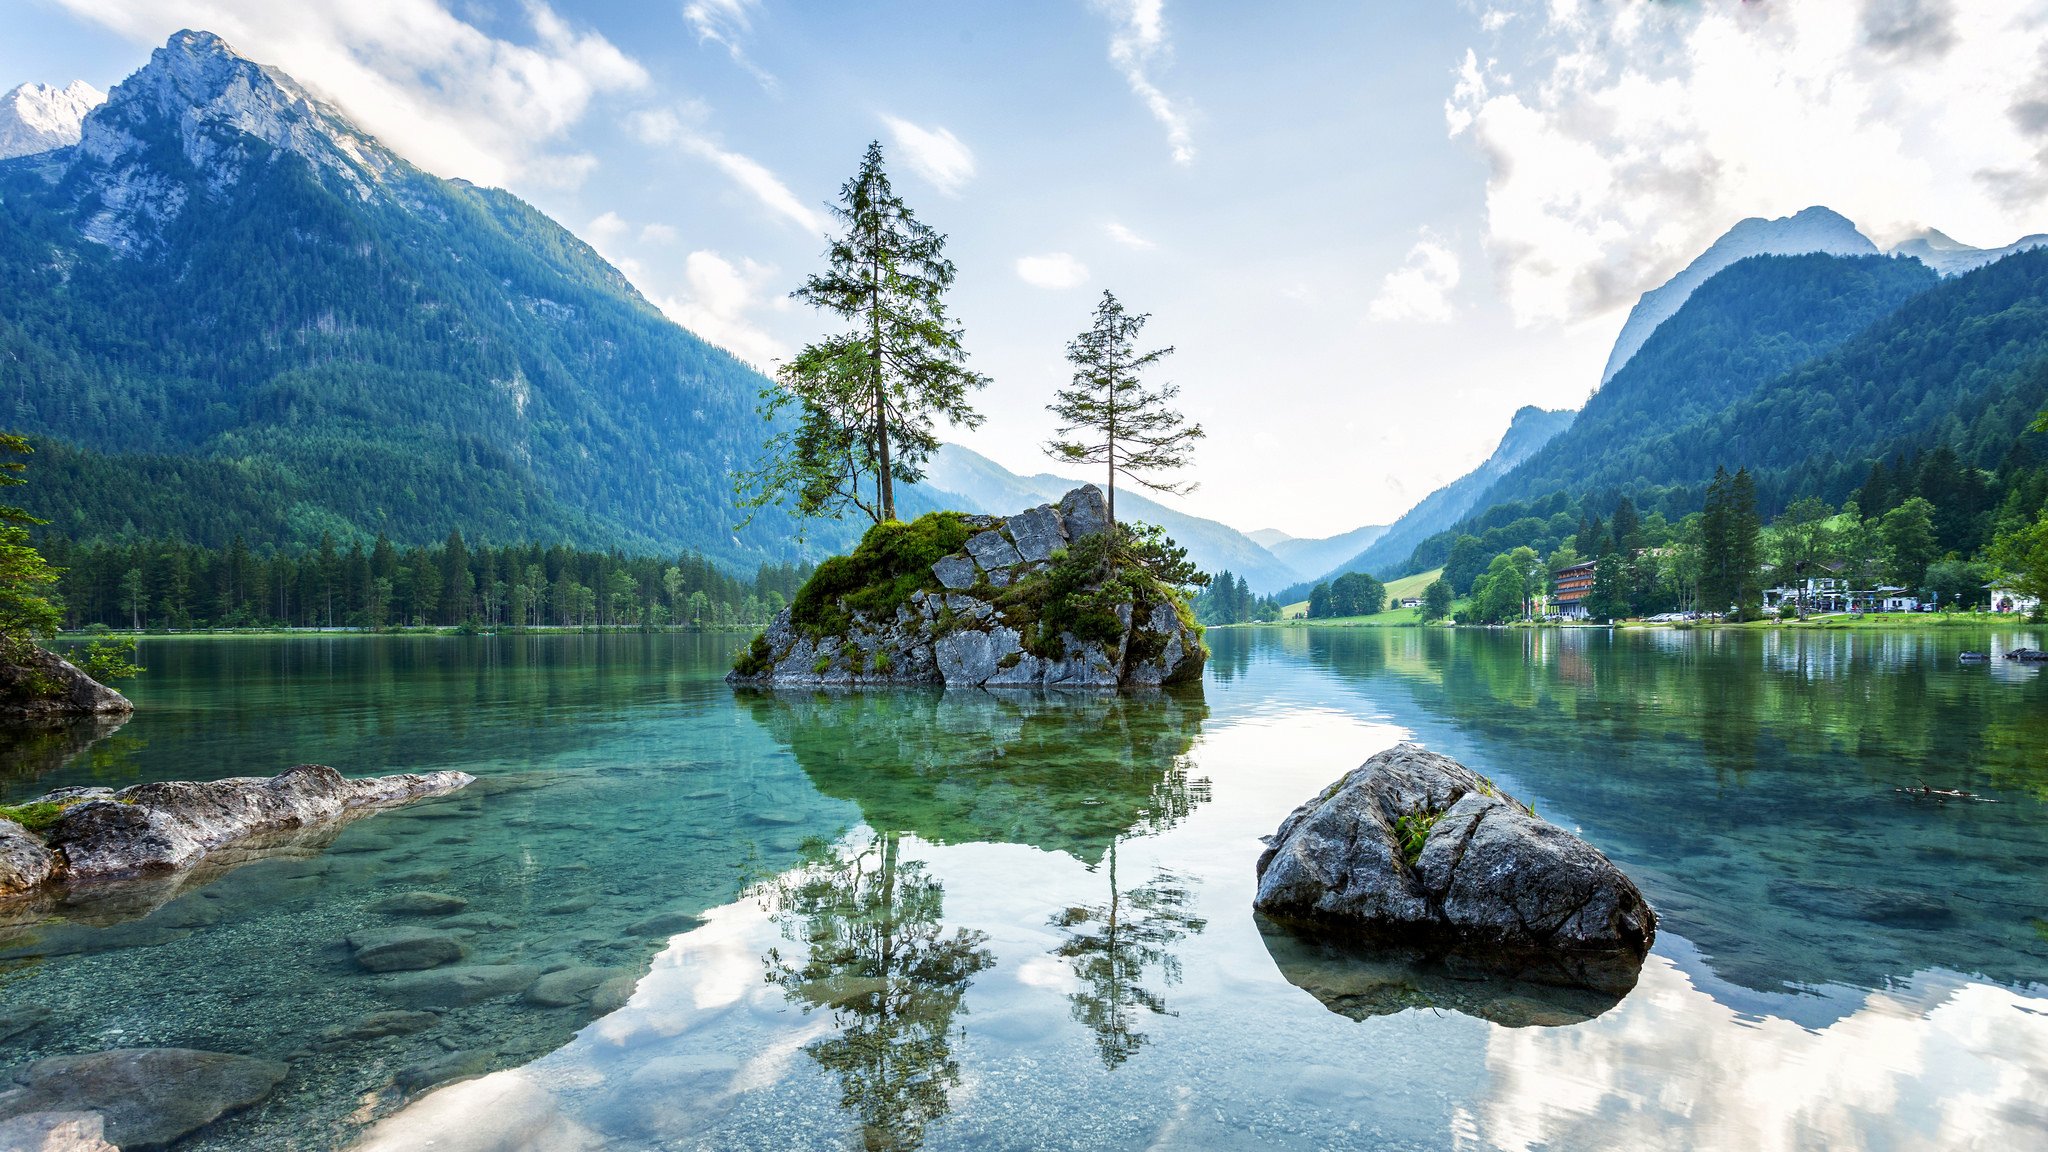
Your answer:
[81,636,143,681]
[732,632,773,677]
[788,512,972,638]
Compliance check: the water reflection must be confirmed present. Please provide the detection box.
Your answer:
[1256,916,1628,1029]
[1288,626,2048,997]
[737,689,1211,863]
[1050,852,1205,1067]
[762,831,994,1151]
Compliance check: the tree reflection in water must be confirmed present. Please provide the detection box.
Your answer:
[763,830,993,1151]
[1049,759,1210,1069]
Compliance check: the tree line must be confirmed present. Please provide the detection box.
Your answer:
[42,528,812,632]
[1436,429,2048,624]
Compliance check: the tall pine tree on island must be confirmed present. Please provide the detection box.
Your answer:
[739,142,988,527]
[0,435,61,649]
[1046,291,1205,525]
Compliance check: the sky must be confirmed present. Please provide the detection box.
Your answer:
[8,0,2048,538]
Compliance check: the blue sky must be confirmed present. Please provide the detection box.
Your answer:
[10,1,2048,537]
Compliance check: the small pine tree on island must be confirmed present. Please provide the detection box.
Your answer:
[739,142,987,528]
[1046,291,1205,526]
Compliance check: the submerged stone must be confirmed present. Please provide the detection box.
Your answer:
[348,926,469,972]
[1255,744,1655,995]
[0,1111,116,1152]
[0,1047,288,1150]
[376,963,541,1009]
[373,891,469,917]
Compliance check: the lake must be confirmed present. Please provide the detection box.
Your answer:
[4,626,2046,1150]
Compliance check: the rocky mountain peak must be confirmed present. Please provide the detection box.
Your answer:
[0,80,104,159]
[1600,206,1878,384]
[41,29,404,256]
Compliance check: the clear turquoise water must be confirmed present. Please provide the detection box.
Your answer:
[4,627,2046,1150]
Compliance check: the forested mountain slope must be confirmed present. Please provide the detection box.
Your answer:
[1393,248,2048,577]
[1468,253,1940,514]
[0,31,838,565]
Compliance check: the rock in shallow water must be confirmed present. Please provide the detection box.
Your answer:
[1254,744,1656,995]
[37,764,475,882]
[348,926,469,972]
[0,1048,287,1150]
[0,1111,116,1152]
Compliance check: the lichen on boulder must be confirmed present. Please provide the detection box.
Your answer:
[1255,744,1656,998]
[729,485,1207,690]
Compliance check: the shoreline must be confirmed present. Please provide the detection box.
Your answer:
[1218,611,2040,632]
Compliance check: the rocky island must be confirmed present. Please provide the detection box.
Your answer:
[729,485,1207,689]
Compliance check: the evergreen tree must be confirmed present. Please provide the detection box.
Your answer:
[1728,468,1763,619]
[742,142,987,525]
[1045,291,1204,524]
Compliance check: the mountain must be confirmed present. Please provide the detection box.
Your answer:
[1310,405,1576,584]
[0,31,828,565]
[1247,528,1293,548]
[1600,206,1877,384]
[916,444,1301,593]
[1394,247,2048,578]
[1889,227,2048,277]
[1265,524,1388,580]
[0,81,102,159]
[1465,253,1940,518]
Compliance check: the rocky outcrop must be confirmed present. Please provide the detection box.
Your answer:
[730,485,1206,689]
[0,764,473,898]
[0,644,132,720]
[0,1048,287,1149]
[1254,744,1655,994]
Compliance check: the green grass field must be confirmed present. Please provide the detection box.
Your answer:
[1281,568,1444,622]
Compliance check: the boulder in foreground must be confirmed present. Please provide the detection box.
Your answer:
[0,764,473,897]
[729,485,1206,689]
[1254,744,1655,995]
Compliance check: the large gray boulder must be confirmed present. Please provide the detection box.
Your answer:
[0,645,131,719]
[1255,744,1655,994]
[0,1048,288,1150]
[0,765,474,902]
[730,484,1204,690]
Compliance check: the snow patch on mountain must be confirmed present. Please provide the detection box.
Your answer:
[0,81,104,159]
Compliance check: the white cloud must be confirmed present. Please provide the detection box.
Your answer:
[653,250,789,369]
[880,116,975,195]
[1015,252,1091,289]
[54,0,647,188]
[640,223,678,243]
[1451,0,2048,325]
[1093,0,1195,165]
[1105,220,1156,250]
[683,0,777,90]
[587,210,630,244]
[1369,230,1462,323]
[628,107,826,234]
